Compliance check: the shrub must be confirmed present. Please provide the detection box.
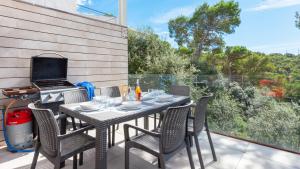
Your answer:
[248,102,300,151]
[207,91,246,136]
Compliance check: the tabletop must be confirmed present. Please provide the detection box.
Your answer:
[59,95,190,127]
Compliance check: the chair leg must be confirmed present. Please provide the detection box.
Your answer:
[157,113,164,128]
[125,145,130,169]
[112,125,116,146]
[158,158,161,168]
[73,155,78,169]
[194,135,205,169]
[79,152,83,165]
[108,127,112,148]
[135,118,138,136]
[30,143,40,169]
[54,163,60,169]
[206,128,217,161]
[54,160,61,169]
[154,113,157,129]
[189,135,193,147]
[186,138,195,169]
[71,117,76,130]
[158,155,166,169]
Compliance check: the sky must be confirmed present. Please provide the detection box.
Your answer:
[78,0,300,54]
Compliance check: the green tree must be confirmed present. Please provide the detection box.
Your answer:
[223,46,250,81]
[296,12,300,29]
[128,28,194,75]
[168,0,241,65]
[237,53,274,83]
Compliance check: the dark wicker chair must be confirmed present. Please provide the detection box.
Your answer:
[63,89,89,129]
[28,102,95,169]
[169,85,190,96]
[157,85,191,128]
[99,86,122,147]
[63,89,93,165]
[124,104,195,169]
[100,86,121,97]
[188,94,217,169]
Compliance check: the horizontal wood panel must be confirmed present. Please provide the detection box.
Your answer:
[0,74,128,88]
[0,48,128,61]
[0,26,127,50]
[0,67,128,78]
[0,37,127,56]
[0,5,122,38]
[68,74,128,83]
[0,58,128,68]
[2,0,124,31]
[94,80,128,89]
[0,16,127,45]
[68,68,128,76]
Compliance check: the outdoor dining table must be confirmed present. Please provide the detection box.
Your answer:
[59,95,190,169]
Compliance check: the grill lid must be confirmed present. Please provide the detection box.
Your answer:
[31,53,68,82]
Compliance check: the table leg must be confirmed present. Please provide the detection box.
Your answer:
[95,127,108,169]
[144,116,149,130]
[60,116,67,168]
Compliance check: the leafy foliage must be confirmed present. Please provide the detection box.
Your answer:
[127,2,300,153]
[128,28,194,75]
[248,102,300,150]
[168,0,241,64]
[208,90,246,135]
[296,12,300,29]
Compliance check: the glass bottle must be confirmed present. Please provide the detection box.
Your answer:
[135,79,142,101]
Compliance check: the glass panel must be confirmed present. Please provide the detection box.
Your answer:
[20,0,118,23]
[129,74,300,153]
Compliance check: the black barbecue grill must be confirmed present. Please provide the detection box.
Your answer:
[31,53,77,103]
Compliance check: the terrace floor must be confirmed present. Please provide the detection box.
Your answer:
[0,119,299,169]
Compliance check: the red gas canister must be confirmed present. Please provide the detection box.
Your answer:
[6,109,33,149]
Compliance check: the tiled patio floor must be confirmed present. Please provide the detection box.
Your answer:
[0,119,299,169]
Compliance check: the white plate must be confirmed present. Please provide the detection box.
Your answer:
[110,98,122,106]
[93,96,107,103]
[77,107,100,112]
[157,95,173,102]
[142,97,154,101]
[121,101,141,109]
[119,106,141,111]
[79,102,99,111]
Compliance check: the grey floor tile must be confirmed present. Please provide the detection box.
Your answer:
[236,153,300,169]
[0,123,298,169]
[245,143,300,169]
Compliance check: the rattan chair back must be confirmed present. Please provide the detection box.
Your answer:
[160,104,191,154]
[170,85,190,96]
[28,102,59,157]
[100,86,121,97]
[63,89,89,104]
[193,94,213,134]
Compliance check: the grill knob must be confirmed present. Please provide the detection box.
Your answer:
[48,94,53,99]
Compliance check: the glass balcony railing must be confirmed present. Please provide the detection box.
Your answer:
[21,0,118,23]
[128,74,300,153]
